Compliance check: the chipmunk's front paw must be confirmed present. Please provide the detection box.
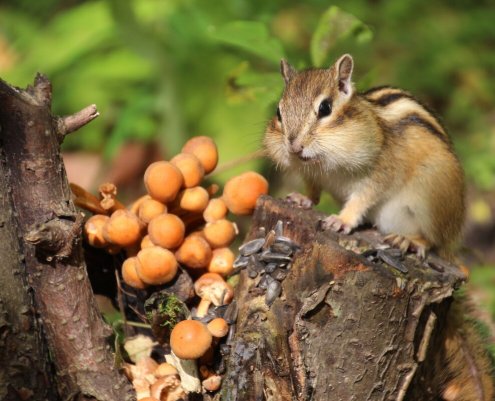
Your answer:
[286,192,314,209]
[320,214,354,234]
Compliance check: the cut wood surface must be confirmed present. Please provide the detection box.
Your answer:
[222,196,466,401]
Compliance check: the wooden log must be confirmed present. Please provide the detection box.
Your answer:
[0,75,134,401]
[0,139,58,401]
[221,196,467,401]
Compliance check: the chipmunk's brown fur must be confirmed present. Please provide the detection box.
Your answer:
[435,295,495,401]
[264,54,464,258]
[264,54,494,400]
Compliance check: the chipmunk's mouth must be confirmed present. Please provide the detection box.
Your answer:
[297,154,314,162]
[287,146,317,163]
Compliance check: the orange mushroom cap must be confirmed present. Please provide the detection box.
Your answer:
[182,136,218,174]
[170,153,204,188]
[122,257,147,290]
[203,198,228,223]
[175,234,212,269]
[138,199,167,224]
[148,214,185,250]
[144,161,183,203]
[222,171,268,215]
[170,320,212,360]
[207,318,229,338]
[207,247,235,276]
[176,187,209,212]
[203,219,237,248]
[136,246,178,285]
[102,209,142,247]
[84,214,110,248]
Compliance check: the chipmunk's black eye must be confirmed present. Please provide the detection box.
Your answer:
[318,99,332,119]
[276,106,282,122]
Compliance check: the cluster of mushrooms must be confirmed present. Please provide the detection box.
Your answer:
[75,136,269,398]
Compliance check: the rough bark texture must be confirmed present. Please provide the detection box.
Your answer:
[0,142,58,401]
[0,76,134,401]
[222,196,466,401]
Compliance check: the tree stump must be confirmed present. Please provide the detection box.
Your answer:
[222,196,467,401]
[0,76,134,401]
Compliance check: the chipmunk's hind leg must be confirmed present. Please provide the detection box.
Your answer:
[384,234,430,259]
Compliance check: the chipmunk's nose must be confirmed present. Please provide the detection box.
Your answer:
[288,138,304,155]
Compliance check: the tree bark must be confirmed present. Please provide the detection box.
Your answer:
[0,143,58,401]
[0,75,134,401]
[222,196,467,401]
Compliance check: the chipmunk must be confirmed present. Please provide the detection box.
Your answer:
[264,54,494,401]
[264,54,464,259]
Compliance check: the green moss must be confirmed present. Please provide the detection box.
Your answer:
[158,294,185,329]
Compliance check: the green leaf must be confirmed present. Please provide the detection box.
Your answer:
[222,62,283,106]
[310,6,373,67]
[210,20,285,63]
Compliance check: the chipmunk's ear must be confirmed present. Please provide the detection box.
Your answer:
[280,59,296,84]
[335,54,354,97]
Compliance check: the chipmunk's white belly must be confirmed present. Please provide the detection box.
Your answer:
[369,189,424,237]
[318,170,427,238]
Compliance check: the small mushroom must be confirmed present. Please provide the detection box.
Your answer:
[99,182,125,213]
[170,153,205,188]
[121,257,147,290]
[175,234,212,269]
[136,246,178,285]
[154,363,178,378]
[170,320,212,360]
[144,161,183,203]
[84,214,110,248]
[194,273,234,318]
[182,136,218,174]
[103,209,142,247]
[206,318,229,338]
[208,247,235,276]
[202,374,222,392]
[222,171,269,215]
[203,198,228,223]
[150,375,185,401]
[138,199,167,224]
[203,219,237,248]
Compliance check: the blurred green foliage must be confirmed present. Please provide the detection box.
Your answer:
[1,0,494,190]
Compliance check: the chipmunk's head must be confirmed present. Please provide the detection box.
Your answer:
[264,54,382,173]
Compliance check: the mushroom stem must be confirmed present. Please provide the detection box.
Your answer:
[70,182,107,215]
[132,378,151,400]
[196,298,211,318]
[165,352,201,393]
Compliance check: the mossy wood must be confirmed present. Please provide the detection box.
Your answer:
[222,196,466,401]
[0,76,134,401]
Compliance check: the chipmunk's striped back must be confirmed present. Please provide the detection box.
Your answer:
[363,86,451,146]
